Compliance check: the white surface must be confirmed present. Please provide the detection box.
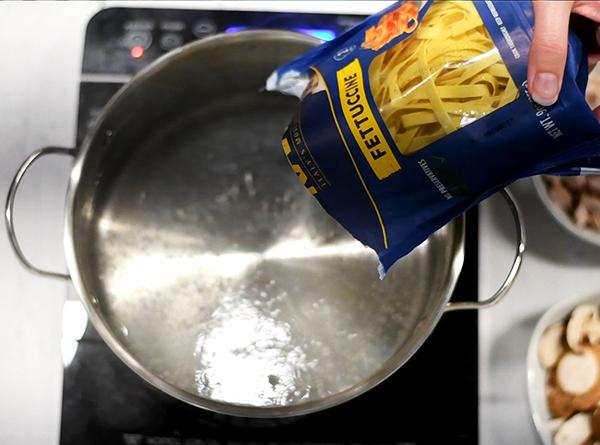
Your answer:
[3,2,598,445]
[0,3,100,445]
[479,180,600,445]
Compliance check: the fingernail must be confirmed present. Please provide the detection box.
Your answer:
[532,72,559,106]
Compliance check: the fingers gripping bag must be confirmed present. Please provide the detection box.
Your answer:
[266,0,600,275]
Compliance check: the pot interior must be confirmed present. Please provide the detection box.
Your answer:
[68,31,464,415]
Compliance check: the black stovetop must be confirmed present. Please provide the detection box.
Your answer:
[61,8,478,445]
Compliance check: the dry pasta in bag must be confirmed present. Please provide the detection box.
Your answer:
[368,1,519,154]
[267,0,600,275]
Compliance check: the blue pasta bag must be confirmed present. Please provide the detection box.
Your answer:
[266,0,600,275]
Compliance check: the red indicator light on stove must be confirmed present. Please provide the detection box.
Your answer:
[130,45,144,59]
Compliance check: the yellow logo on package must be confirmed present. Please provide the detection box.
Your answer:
[336,59,401,180]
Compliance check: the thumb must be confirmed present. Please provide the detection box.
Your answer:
[528,0,574,106]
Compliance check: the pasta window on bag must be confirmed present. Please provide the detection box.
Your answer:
[368,1,519,155]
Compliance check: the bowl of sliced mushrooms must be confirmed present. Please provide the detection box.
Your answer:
[534,175,600,248]
[533,70,600,248]
[528,294,600,445]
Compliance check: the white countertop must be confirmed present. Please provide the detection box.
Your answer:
[479,181,600,445]
[2,2,599,445]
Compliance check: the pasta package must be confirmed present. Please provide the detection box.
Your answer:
[267,0,600,274]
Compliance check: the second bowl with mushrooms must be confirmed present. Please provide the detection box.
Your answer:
[529,294,600,445]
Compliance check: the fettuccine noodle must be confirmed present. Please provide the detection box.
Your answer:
[368,1,519,155]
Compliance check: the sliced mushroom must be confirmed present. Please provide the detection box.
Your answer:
[555,412,592,445]
[549,417,567,435]
[587,86,600,109]
[586,74,600,109]
[563,176,588,193]
[567,305,599,352]
[590,213,600,232]
[573,382,600,412]
[581,194,600,214]
[587,314,600,345]
[539,323,566,369]
[575,204,590,228]
[548,383,576,418]
[557,350,599,396]
[549,181,574,211]
[592,406,600,440]
[588,177,600,195]
[573,347,600,411]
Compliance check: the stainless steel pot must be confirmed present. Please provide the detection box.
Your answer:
[5,31,525,417]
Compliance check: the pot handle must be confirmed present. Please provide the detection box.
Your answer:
[5,147,76,280]
[445,188,525,312]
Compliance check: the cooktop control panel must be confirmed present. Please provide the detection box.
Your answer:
[77,8,362,146]
[82,8,362,75]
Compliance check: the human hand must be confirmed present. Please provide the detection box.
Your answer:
[528,1,600,112]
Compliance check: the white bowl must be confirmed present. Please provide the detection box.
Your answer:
[533,175,600,248]
[527,292,600,445]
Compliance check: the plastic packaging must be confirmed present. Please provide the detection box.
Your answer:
[267,0,600,275]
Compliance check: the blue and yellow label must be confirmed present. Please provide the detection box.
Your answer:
[337,59,401,180]
[273,0,600,273]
